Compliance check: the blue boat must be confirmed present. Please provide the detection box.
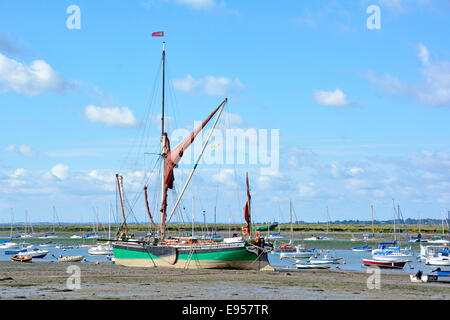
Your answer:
[410,268,450,283]
[4,249,27,255]
[352,244,373,252]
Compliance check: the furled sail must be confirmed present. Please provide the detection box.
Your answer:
[144,186,158,229]
[243,172,251,235]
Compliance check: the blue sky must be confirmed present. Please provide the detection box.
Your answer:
[1,0,449,225]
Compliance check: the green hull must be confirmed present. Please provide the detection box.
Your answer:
[253,224,278,232]
[112,242,269,270]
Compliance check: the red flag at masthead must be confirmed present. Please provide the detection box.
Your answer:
[152,31,164,37]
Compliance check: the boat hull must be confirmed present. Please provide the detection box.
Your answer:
[112,242,269,270]
[425,257,450,266]
[280,251,314,259]
[362,258,406,269]
[296,263,331,269]
[11,254,32,262]
[58,256,84,262]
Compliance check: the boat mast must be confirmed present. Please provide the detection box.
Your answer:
[371,205,374,235]
[392,199,396,242]
[289,200,293,245]
[192,197,195,238]
[108,200,111,240]
[160,41,167,240]
[10,208,13,238]
[52,206,54,233]
[116,174,128,237]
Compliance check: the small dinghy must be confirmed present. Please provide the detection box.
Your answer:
[296,261,332,269]
[11,254,32,263]
[58,255,84,262]
[352,245,373,252]
[309,255,342,264]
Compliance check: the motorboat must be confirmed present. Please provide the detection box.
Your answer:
[420,244,448,260]
[0,240,19,249]
[17,248,49,259]
[88,245,112,255]
[425,250,450,266]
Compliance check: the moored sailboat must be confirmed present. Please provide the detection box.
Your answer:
[112,38,270,270]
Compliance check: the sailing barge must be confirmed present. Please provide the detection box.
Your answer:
[112,38,270,270]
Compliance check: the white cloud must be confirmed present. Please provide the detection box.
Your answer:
[5,144,37,157]
[298,184,317,198]
[175,0,216,9]
[212,169,236,187]
[417,43,430,64]
[367,43,450,107]
[172,74,244,97]
[50,164,69,180]
[348,167,364,176]
[84,105,140,127]
[0,53,76,95]
[313,88,350,107]
[10,168,26,178]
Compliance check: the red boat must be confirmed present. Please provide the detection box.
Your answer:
[362,258,406,269]
[273,243,296,253]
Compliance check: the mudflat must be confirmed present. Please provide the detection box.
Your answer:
[0,261,448,300]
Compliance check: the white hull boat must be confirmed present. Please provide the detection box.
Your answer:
[88,245,112,255]
[17,249,49,258]
[0,242,19,249]
[58,255,84,262]
[280,245,315,259]
[296,261,332,269]
[425,254,450,266]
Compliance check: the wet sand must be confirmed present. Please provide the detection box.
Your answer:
[0,261,448,300]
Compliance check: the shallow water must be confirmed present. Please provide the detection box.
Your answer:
[0,238,444,275]
[268,247,443,275]
[0,241,109,264]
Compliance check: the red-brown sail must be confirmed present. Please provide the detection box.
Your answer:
[144,186,158,229]
[243,172,251,235]
[160,99,226,215]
